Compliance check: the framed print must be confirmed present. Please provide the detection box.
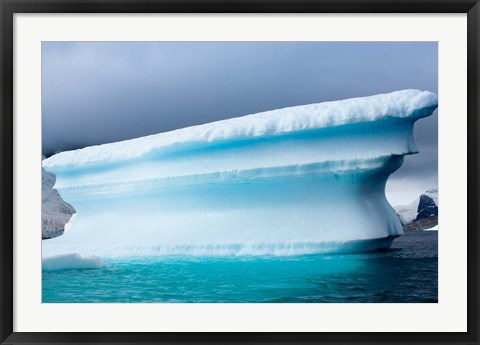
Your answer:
[1,0,479,344]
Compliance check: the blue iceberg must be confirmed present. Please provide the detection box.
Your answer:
[42,89,438,257]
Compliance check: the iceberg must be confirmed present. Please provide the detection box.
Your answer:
[424,225,439,231]
[42,166,76,239]
[42,253,106,271]
[42,89,438,257]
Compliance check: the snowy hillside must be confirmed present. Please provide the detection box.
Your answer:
[395,189,438,225]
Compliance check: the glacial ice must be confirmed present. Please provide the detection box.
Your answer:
[42,253,106,271]
[42,89,438,257]
[424,225,439,231]
[41,166,76,239]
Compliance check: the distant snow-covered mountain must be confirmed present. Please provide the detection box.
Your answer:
[395,189,438,226]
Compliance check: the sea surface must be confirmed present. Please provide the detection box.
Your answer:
[42,230,437,303]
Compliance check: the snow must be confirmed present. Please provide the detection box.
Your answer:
[42,167,76,238]
[42,90,437,257]
[395,188,438,225]
[424,225,439,231]
[43,89,437,169]
[63,213,77,233]
[42,253,106,271]
[396,198,420,224]
[425,188,439,206]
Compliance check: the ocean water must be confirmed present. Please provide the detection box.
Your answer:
[42,230,437,303]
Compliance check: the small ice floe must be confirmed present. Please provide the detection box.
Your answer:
[423,225,438,231]
[42,253,106,271]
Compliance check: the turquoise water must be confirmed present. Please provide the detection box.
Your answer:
[42,231,437,303]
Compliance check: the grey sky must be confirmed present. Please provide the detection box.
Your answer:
[42,42,438,205]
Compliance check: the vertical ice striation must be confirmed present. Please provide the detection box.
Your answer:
[42,90,438,257]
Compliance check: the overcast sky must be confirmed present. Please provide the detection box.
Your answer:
[42,42,438,205]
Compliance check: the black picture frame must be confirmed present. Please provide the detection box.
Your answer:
[1,1,478,344]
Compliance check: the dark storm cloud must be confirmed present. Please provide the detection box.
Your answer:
[42,41,438,194]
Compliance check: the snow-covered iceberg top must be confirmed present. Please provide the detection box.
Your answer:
[43,89,437,169]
